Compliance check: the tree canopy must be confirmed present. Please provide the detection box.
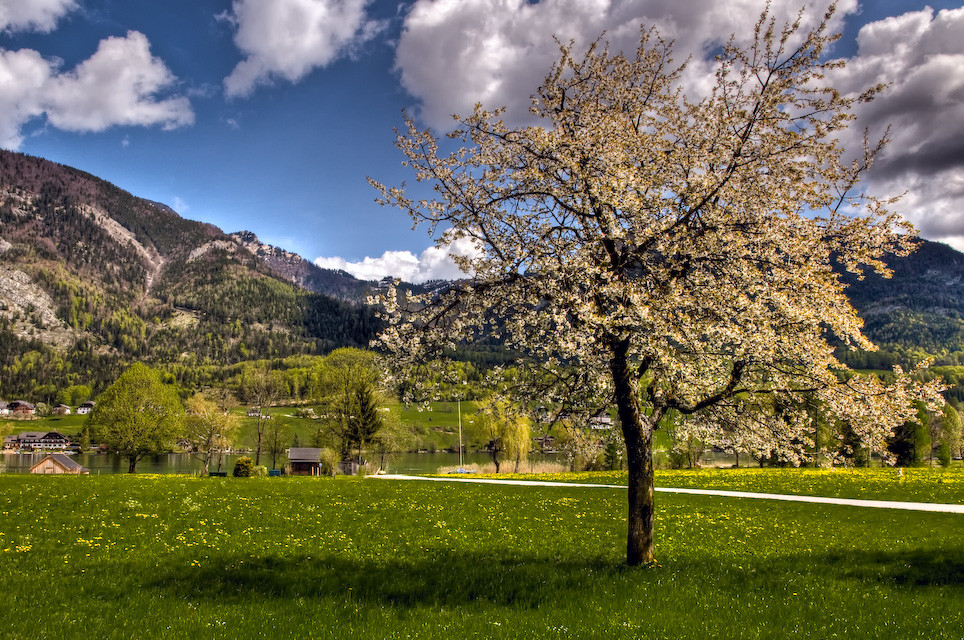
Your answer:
[184,392,240,475]
[372,6,945,565]
[88,363,184,473]
[472,398,532,473]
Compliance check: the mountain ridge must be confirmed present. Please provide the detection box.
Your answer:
[0,148,379,399]
[3,147,964,402]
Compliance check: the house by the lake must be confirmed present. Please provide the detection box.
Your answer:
[8,400,36,416]
[29,453,89,475]
[5,431,71,451]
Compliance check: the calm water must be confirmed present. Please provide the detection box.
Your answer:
[0,451,552,475]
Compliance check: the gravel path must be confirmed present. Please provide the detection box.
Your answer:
[373,474,964,514]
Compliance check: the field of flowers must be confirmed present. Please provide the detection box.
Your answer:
[0,473,961,638]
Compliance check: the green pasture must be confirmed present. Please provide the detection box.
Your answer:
[6,413,89,435]
[513,466,964,504]
[1,470,962,639]
[233,402,482,453]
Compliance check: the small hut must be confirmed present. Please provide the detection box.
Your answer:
[29,454,89,475]
[288,448,323,475]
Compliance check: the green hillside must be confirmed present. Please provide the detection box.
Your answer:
[0,149,377,399]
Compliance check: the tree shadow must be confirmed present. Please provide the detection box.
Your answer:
[817,548,964,589]
[147,551,626,608]
[145,546,964,609]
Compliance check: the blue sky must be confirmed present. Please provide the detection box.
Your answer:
[2,0,964,282]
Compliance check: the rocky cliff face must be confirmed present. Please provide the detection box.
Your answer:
[0,262,79,348]
[230,231,372,302]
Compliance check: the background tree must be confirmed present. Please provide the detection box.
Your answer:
[346,383,382,464]
[321,348,381,463]
[57,385,91,407]
[372,6,945,565]
[239,363,283,465]
[371,405,415,471]
[554,418,605,472]
[938,403,961,467]
[184,392,240,475]
[264,417,292,471]
[888,401,933,467]
[472,398,531,473]
[88,363,184,473]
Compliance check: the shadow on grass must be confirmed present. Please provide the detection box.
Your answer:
[148,552,629,608]
[145,546,964,608]
[822,548,964,589]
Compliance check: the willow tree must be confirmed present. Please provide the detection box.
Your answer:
[371,6,944,565]
[473,398,532,473]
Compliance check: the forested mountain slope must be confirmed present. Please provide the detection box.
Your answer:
[0,149,377,399]
[840,238,964,368]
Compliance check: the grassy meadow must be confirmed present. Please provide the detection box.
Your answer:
[509,466,964,503]
[1,469,962,639]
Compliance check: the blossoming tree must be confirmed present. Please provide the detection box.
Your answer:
[370,6,944,565]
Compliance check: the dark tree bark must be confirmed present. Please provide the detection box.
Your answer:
[610,338,655,566]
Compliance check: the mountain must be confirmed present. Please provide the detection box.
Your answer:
[839,238,964,367]
[3,147,964,402]
[0,149,378,399]
[229,231,374,302]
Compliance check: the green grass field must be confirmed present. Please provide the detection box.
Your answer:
[1,470,961,639]
[510,466,964,503]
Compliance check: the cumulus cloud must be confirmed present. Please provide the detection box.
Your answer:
[0,48,49,147]
[0,0,77,33]
[315,237,480,283]
[824,7,964,249]
[395,0,854,128]
[0,31,194,149]
[394,1,964,252]
[44,32,194,133]
[224,0,384,98]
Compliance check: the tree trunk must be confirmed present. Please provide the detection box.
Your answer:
[610,338,655,566]
[128,456,137,474]
[255,415,264,465]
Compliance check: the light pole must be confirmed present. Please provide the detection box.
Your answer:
[457,399,463,469]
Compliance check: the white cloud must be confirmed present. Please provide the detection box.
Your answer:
[825,7,964,249]
[393,1,964,252]
[0,0,77,33]
[0,31,194,149]
[395,0,854,129]
[0,48,49,147]
[44,32,194,133]
[315,237,480,283]
[224,0,384,98]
